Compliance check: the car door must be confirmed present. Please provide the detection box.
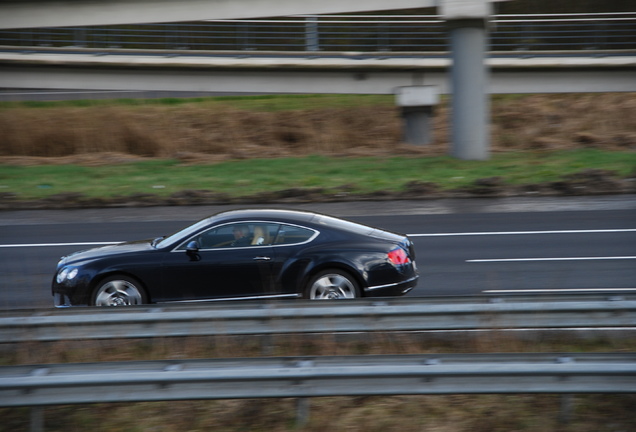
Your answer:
[158,222,275,303]
[268,223,320,295]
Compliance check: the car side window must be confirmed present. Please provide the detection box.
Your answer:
[250,223,278,246]
[180,223,280,250]
[273,224,316,245]
[192,226,233,249]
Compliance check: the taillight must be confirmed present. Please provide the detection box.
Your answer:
[388,247,410,265]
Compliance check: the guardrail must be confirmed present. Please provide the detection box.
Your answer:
[2,353,635,430]
[3,353,635,407]
[2,294,635,343]
[4,296,635,430]
[1,13,634,53]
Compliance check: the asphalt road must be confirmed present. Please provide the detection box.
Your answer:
[1,195,635,310]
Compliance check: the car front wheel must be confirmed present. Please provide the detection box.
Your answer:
[92,275,147,306]
[305,270,360,300]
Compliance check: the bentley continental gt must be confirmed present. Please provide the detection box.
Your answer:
[52,209,418,307]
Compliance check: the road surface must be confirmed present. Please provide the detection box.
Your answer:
[1,195,635,310]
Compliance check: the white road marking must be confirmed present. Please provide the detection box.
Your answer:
[408,228,636,237]
[484,288,636,293]
[0,242,120,248]
[406,228,636,265]
[468,256,636,263]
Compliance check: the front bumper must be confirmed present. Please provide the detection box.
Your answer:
[52,277,92,307]
[53,292,73,308]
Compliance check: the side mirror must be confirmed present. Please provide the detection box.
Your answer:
[185,240,200,261]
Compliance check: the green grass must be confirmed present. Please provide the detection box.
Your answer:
[0,94,395,112]
[0,93,545,112]
[1,149,634,201]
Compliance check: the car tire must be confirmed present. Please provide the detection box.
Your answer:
[305,269,360,300]
[92,275,148,306]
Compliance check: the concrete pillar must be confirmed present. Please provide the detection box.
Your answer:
[441,0,491,160]
[395,85,439,145]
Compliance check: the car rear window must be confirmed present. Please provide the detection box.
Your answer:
[313,215,374,236]
[273,224,316,245]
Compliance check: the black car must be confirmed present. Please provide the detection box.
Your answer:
[52,209,418,307]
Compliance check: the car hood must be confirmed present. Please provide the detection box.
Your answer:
[59,240,154,266]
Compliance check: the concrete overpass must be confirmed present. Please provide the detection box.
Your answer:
[0,0,603,161]
[0,0,454,30]
[1,49,633,95]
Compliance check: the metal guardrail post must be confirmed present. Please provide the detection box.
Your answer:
[296,397,311,427]
[72,28,86,48]
[377,22,390,51]
[239,22,253,51]
[559,394,573,424]
[30,407,43,432]
[305,17,319,51]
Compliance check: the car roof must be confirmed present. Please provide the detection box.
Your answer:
[208,208,318,224]
[207,208,380,237]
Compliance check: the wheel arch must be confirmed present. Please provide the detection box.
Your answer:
[300,261,366,298]
[90,271,151,305]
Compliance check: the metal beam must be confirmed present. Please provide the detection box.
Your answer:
[0,0,438,29]
[2,295,634,343]
[0,65,446,95]
[1,52,634,95]
[1,354,635,408]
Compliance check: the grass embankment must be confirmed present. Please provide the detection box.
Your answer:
[1,149,635,200]
[0,93,635,202]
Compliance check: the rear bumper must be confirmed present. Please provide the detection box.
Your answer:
[364,275,418,297]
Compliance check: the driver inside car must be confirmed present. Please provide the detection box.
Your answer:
[231,224,251,247]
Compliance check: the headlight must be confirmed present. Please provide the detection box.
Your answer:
[56,268,68,283]
[56,267,79,283]
[67,268,78,280]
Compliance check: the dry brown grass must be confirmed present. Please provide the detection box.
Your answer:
[8,331,634,366]
[1,93,635,166]
[491,93,636,152]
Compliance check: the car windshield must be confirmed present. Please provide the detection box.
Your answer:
[154,218,212,249]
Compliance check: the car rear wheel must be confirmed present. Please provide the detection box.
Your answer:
[305,270,359,300]
[92,275,147,306]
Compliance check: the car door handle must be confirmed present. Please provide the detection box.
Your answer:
[253,256,271,261]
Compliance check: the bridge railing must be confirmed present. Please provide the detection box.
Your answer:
[0,13,634,53]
